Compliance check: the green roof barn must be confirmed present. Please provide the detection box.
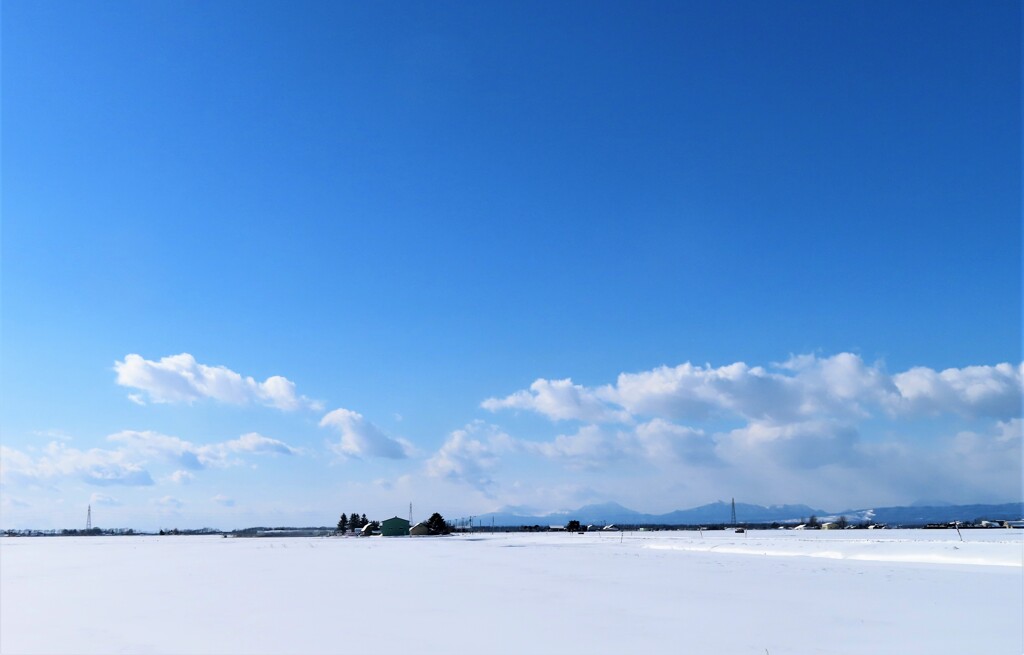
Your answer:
[380,516,410,537]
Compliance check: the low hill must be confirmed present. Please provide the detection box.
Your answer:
[472,501,1023,527]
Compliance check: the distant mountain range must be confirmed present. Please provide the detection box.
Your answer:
[470,500,1024,527]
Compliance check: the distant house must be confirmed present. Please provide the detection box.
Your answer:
[409,522,431,536]
[380,517,410,537]
[602,525,619,531]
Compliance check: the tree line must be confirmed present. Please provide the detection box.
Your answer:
[334,511,453,535]
[336,513,371,533]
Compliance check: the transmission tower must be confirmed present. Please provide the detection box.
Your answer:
[86,504,92,531]
[730,498,736,526]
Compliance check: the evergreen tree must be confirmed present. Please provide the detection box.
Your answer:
[426,512,449,535]
[566,520,581,532]
[360,513,368,527]
[350,511,362,528]
[337,513,348,533]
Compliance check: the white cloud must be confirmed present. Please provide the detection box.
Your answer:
[108,430,298,469]
[320,409,412,459]
[608,353,896,423]
[483,354,1022,425]
[155,496,183,509]
[518,420,718,470]
[608,361,790,421]
[211,494,235,507]
[1,430,299,491]
[89,493,121,507]
[949,418,1023,474]
[426,421,516,490]
[219,432,300,457]
[476,354,1022,500]
[30,429,73,442]
[0,442,154,487]
[166,470,195,484]
[631,419,717,464]
[527,425,625,470]
[482,378,631,423]
[715,420,861,469]
[426,418,720,484]
[114,353,321,411]
[891,363,1021,419]
[107,431,204,470]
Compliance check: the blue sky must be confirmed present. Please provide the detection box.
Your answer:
[2,1,1020,530]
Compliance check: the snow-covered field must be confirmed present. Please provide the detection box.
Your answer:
[2,529,1021,654]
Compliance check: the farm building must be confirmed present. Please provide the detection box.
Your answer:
[409,522,431,536]
[380,517,410,537]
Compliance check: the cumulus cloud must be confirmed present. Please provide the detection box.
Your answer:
[106,431,204,470]
[482,378,631,423]
[320,409,412,459]
[0,443,154,487]
[426,421,517,490]
[606,353,900,423]
[1,431,299,490]
[516,420,719,470]
[108,430,298,469]
[891,363,1022,419]
[949,418,1023,473]
[527,425,625,469]
[715,420,861,469]
[114,353,321,411]
[483,354,1021,425]
[425,417,722,485]
[474,353,1023,490]
[631,419,718,464]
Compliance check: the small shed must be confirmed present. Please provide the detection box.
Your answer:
[380,517,410,537]
[409,522,431,536]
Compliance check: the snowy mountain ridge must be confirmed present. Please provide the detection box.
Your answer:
[471,501,1024,527]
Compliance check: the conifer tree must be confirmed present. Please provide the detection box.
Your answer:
[426,512,449,535]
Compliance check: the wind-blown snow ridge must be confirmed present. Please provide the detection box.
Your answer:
[644,534,1022,567]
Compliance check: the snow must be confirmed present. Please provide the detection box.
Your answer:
[2,529,1021,654]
